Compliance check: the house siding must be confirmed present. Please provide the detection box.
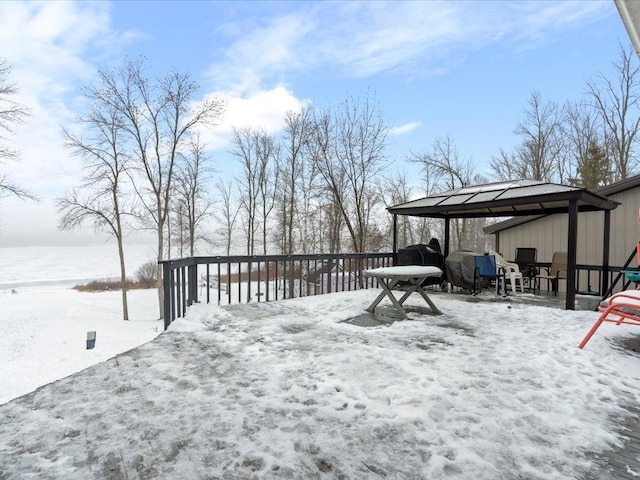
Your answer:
[494,186,640,292]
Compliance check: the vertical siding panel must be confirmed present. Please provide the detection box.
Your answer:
[486,183,640,272]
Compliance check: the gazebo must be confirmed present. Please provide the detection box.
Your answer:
[387,180,620,310]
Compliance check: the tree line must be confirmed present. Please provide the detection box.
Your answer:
[227,45,640,260]
[1,45,640,320]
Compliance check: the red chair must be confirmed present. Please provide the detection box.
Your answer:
[578,289,640,349]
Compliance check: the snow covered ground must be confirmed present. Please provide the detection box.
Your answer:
[1,288,639,479]
[0,286,162,404]
[0,244,163,404]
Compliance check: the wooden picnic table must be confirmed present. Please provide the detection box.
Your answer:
[362,265,443,319]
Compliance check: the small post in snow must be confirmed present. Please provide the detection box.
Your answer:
[86,331,96,350]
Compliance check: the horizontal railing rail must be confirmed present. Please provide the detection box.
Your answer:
[160,252,394,329]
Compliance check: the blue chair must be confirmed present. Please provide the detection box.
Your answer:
[473,255,504,295]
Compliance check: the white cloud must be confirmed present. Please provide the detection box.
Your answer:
[207,13,315,91]
[326,1,612,77]
[390,122,421,136]
[0,2,136,245]
[198,86,308,151]
[207,1,613,85]
[0,2,110,90]
[0,2,140,195]
[199,1,613,145]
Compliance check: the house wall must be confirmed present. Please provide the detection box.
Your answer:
[494,187,640,292]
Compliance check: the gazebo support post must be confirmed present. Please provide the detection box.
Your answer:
[444,217,451,259]
[601,209,611,295]
[566,199,578,310]
[392,214,398,265]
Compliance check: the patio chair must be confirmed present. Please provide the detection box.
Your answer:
[472,254,504,295]
[578,289,640,348]
[489,250,524,293]
[534,251,567,295]
[514,247,538,283]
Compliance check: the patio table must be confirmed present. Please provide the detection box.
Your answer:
[362,265,443,319]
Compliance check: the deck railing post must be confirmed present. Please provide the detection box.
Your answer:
[162,262,172,330]
[188,261,198,306]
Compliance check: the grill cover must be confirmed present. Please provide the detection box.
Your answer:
[444,250,480,290]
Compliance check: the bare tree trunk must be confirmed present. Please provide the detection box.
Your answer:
[215,180,238,256]
[57,93,131,321]
[156,209,164,320]
[117,234,129,321]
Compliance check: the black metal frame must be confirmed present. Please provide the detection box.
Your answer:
[160,252,394,329]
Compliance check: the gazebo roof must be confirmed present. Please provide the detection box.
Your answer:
[388,180,619,218]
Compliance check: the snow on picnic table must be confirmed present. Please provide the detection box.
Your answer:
[1,289,639,479]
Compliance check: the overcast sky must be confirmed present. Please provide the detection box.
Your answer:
[0,0,630,247]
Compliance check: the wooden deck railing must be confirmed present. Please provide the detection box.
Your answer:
[160,252,394,329]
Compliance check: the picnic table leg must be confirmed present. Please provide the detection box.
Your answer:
[367,279,408,320]
[395,278,442,315]
[366,286,393,313]
[412,283,442,314]
[396,284,418,305]
[366,278,400,312]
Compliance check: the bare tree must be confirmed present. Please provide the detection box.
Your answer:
[491,92,564,183]
[309,92,389,253]
[57,104,132,320]
[93,59,224,318]
[231,127,261,256]
[488,148,524,181]
[171,135,213,256]
[307,109,344,253]
[275,107,325,255]
[586,44,640,180]
[564,100,612,188]
[277,109,310,255]
[383,171,429,248]
[296,161,322,254]
[231,126,280,256]
[214,179,239,256]
[0,59,33,200]
[516,92,565,182]
[256,132,279,255]
[410,135,478,249]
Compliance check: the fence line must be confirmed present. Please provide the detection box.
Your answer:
[160,253,629,329]
[160,252,394,329]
